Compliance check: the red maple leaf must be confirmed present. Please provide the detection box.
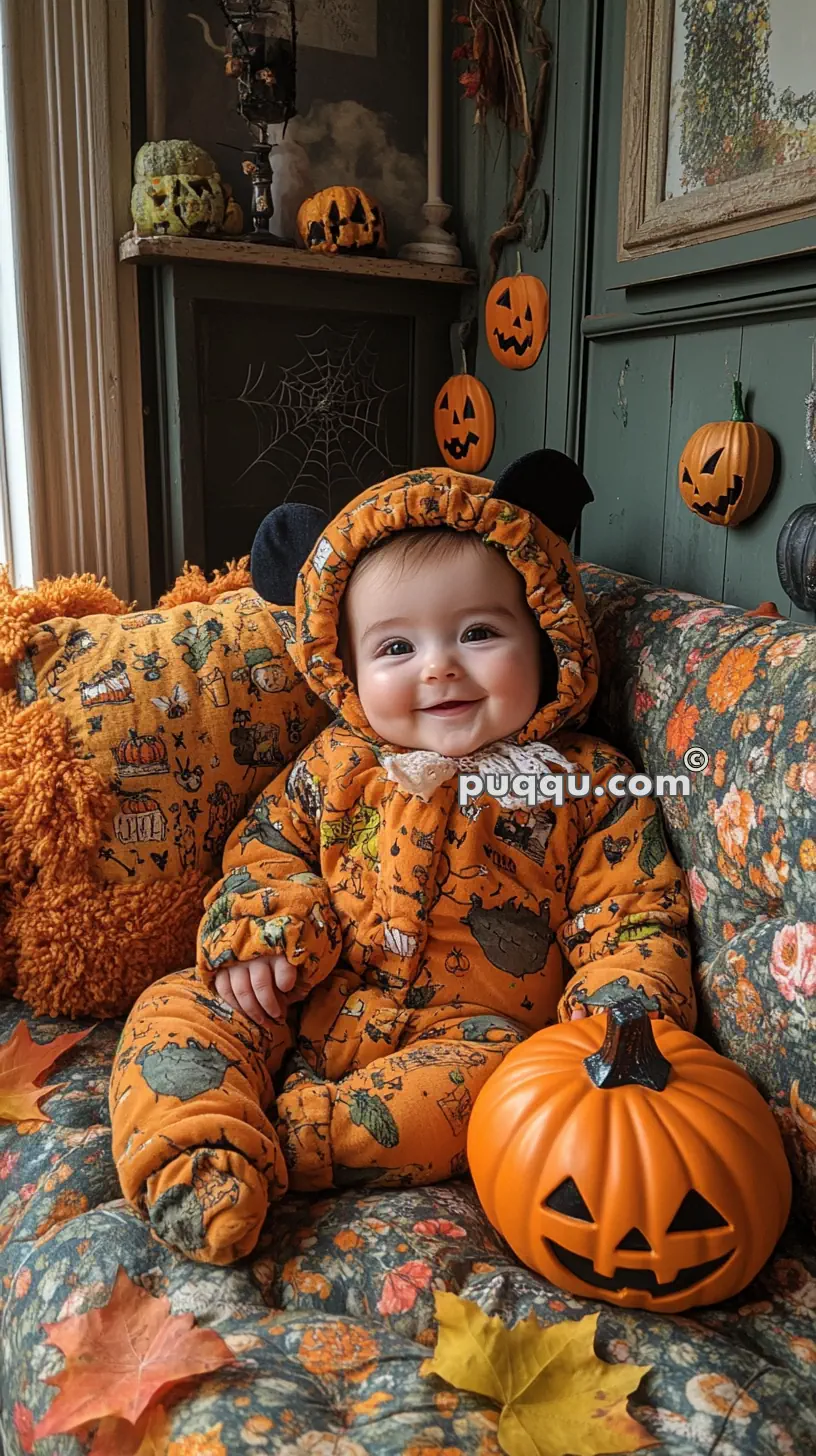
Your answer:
[413,1218,467,1240]
[34,1267,234,1445]
[377,1260,434,1315]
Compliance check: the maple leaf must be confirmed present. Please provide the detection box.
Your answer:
[33,1267,234,1446]
[87,1402,172,1456]
[377,1259,434,1315]
[422,1292,657,1456]
[0,1023,93,1125]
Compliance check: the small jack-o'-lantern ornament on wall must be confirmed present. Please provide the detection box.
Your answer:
[485,255,549,370]
[434,370,495,474]
[296,185,388,256]
[678,379,774,527]
[467,980,791,1313]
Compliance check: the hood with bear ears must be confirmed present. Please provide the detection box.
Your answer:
[250,449,599,751]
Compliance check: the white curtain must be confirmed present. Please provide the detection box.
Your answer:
[0,0,149,601]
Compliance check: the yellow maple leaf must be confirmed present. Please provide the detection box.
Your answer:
[422,1292,657,1456]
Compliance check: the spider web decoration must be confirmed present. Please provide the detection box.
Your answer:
[234,325,399,506]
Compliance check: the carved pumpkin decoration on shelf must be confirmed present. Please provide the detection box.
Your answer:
[296,185,388,256]
[467,980,792,1314]
[485,254,549,370]
[434,368,495,473]
[131,140,225,237]
[678,379,774,527]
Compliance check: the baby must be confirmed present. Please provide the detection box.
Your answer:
[110,452,695,1266]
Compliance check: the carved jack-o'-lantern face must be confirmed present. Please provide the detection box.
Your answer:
[296,186,388,256]
[467,983,792,1313]
[486,270,549,370]
[678,380,774,527]
[434,374,495,473]
[542,1177,734,1302]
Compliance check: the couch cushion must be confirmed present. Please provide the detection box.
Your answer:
[2,999,816,1456]
[579,562,816,1227]
[0,571,330,1021]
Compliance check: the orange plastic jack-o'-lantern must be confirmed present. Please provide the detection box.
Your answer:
[678,379,774,527]
[434,373,495,473]
[486,257,549,370]
[296,185,388,256]
[468,981,791,1313]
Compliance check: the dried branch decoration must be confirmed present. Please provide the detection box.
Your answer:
[454,1,552,285]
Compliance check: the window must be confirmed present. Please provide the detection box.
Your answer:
[0,0,32,585]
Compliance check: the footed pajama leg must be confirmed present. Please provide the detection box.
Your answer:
[109,967,293,1264]
[275,1014,526,1191]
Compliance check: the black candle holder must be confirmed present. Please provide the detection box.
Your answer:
[218,0,298,245]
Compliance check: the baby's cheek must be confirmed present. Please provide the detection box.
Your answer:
[363,669,414,723]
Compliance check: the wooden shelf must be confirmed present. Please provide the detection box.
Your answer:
[118,233,478,287]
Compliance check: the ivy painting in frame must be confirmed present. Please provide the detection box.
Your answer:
[618,0,816,261]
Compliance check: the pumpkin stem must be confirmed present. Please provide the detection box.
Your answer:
[731,378,746,423]
[581,984,672,1091]
[460,345,468,376]
[516,249,523,276]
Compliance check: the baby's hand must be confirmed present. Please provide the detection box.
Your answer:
[214,955,298,1030]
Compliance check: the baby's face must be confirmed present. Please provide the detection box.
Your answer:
[344,542,543,755]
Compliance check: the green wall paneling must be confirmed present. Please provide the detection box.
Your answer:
[722,317,816,619]
[544,0,597,460]
[447,0,566,477]
[659,327,742,603]
[580,335,674,581]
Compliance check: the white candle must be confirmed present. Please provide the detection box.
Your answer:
[398,0,461,264]
[427,0,443,203]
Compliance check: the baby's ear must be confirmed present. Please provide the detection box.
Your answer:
[250,503,331,605]
[491,448,594,544]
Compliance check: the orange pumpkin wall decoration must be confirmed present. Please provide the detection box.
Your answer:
[486,257,549,370]
[678,379,774,527]
[296,185,388,256]
[467,981,792,1314]
[434,372,495,473]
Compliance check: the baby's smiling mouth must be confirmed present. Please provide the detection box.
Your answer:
[421,699,480,714]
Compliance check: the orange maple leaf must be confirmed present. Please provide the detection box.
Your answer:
[33,1267,234,1444]
[0,1022,93,1125]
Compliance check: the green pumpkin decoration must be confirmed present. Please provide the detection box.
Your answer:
[131,140,225,238]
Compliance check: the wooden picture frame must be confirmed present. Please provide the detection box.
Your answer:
[618,0,816,262]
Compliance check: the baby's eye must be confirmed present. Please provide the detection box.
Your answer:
[381,639,413,657]
[463,625,497,642]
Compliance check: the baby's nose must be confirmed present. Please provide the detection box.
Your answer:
[422,652,461,679]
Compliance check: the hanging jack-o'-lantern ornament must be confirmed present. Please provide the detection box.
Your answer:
[485,254,549,370]
[467,980,791,1313]
[434,366,495,473]
[678,379,774,527]
[296,185,388,256]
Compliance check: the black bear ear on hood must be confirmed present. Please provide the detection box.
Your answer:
[491,448,594,543]
[250,502,331,605]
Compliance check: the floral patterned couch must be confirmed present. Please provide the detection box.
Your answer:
[3,562,816,1456]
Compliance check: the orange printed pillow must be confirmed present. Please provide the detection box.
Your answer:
[0,561,330,1019]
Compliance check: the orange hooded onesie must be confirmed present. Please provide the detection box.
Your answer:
[110,458,695,1265]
